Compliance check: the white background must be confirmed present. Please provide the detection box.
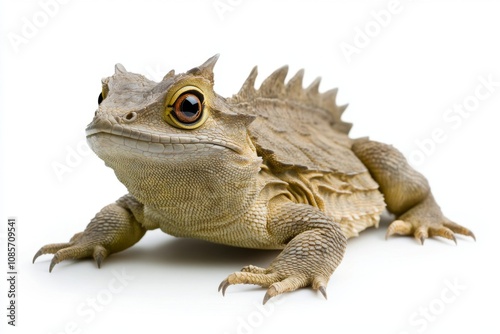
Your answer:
[1,1,499,333]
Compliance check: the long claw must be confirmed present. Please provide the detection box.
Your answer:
[319,286,328,300]
[443,232,457,245]
[49,257,58,273]
[218,279,230,296]
[429,226,458,245]
[32,242,73,265]
[263,290,274,305]
[415,226,428,245]
[443,221,476,241]
[33,250,42,264]
[93,246,108,269]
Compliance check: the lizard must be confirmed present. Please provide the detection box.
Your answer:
[33,54,475,304]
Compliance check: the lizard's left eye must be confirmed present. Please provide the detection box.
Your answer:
[173,92,203,124]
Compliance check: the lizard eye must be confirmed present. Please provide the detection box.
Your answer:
[98,85,109,105]
[172,92,203,124]
[164,86,209,130]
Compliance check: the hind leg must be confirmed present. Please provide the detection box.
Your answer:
[352,140,475,244]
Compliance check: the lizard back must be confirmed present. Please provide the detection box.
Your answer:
[228,66,386,237]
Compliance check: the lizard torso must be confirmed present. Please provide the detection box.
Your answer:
[86,55,385,249]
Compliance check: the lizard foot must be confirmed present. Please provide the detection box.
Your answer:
[385,195,475,245]
[219,201,346,304]
[33,232,110,272]
[33,202,146,272]
[219,264,329,304]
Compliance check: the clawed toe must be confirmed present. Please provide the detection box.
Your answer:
[263,286,278,305]
[262,277,307,304]
[48,246,93,272]
[415,226,429,245]
[33,240,109,272]
[386,218,475,245]
[385,220,412,239]
[93,245,109,268]
[219,267,330,304]
[318,286,327,299]
[218,279,230,296]
[443,221,476,241]
[33,242,73,264]
[429,225,457,245]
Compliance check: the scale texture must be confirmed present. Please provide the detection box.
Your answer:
[34,55,474,303]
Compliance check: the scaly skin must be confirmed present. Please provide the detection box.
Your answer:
[351,140,475,244]
[220,197,347,303]
[33,195,146,271]
[34,55,474,304]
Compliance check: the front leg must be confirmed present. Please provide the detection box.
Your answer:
[33,194,147,271]
[219,197,347,304]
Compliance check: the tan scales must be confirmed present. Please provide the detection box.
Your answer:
[34,55,475,304]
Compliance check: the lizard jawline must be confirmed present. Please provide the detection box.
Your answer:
[85,127,243,155]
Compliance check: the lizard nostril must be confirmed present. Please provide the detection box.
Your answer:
[124,112,137,122]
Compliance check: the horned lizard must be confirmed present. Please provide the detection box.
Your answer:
[34,55,474,304]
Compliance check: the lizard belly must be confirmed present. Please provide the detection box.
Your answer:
[142,203,284,249]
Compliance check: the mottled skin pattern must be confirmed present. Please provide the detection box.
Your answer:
[34,55,474,304]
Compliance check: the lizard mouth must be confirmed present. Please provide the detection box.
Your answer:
[85,121,243,155]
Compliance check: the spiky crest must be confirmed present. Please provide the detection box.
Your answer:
[162,69,175,81]
[114,63,127,74]
[232,66,351,134]
[236,66,258,100]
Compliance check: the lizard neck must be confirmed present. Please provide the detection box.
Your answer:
[101,142,262,228]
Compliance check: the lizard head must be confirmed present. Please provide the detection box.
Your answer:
[86,55,261,218]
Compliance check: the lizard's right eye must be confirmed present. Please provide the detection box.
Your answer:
[98,86,109,105]
[163,86,209,130]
